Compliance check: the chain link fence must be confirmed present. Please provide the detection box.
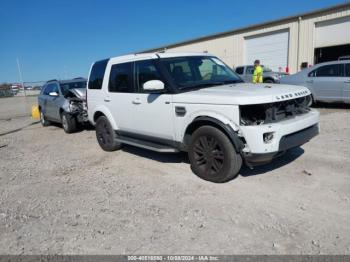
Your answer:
[0,81,46,120]
[0,81,45,98]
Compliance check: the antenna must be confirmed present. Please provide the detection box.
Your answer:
[16,58,26,97]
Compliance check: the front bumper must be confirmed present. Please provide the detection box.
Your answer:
[240,109,319,165]
[244,124,319,166]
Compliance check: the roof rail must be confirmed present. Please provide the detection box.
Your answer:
[46,79,57,83]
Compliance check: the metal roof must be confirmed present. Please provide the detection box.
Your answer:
[141,1,350,53]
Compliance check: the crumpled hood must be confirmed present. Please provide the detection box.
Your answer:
[173,83,311,105]
[69,88,86,100]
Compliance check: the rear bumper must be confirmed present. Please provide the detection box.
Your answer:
[243,123,319,166]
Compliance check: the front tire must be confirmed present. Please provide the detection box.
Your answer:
[95,116,122,151]
[264,79,274,84]
[61,112,77,134]
[188,126,242,183]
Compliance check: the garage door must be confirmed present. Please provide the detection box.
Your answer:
[245,30,289,72]
[315,16,350,48]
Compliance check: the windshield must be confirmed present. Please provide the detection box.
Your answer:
[60,81,86,96]
[160,56,243,89]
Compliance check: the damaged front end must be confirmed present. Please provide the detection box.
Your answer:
[240,95,312,126]
[65,88,88,123]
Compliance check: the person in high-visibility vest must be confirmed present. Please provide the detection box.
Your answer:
[252,59,263,83]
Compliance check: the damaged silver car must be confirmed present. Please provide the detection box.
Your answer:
[38,78,88,133]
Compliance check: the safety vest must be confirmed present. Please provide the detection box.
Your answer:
[253,66,263,83]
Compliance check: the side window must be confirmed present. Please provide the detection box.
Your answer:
[246,66,254,74]
[41,84,48,95]
[345,64,350,77]
[165,59,195,86]
[52,83,59,94]
[135,60,163,92]
[108,62,134,93]
[43,84,54,95]
[310,64,342,77]
[235,67,244,75]
[88,59,109,90]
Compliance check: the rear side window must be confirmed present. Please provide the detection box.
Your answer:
[345,64,350,77]
[235,67,244,75]
[309,64,342,77]
[108,62,134,93]
[88,59,109,90]
[246,66,254,74]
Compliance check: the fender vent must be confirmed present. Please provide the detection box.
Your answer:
[175,106,186,117]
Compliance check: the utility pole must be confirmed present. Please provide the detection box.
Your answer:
[16,58,26,97]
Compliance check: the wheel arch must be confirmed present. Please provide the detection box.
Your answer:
[263,77,275,83]
[183,116,244,153]
[91,106,119,130]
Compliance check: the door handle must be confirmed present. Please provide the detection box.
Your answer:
[132,98,141,105]
[104,98,110,102]
[306,80,313,84]
[344,81,350,83]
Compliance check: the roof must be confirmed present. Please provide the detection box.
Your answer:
[108,52,212,63]
[140,2,350,53]
[47,77,86,84]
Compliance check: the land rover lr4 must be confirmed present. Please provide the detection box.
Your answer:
[87,52,319,183]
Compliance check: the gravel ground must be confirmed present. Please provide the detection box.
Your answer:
[0,96,349,254]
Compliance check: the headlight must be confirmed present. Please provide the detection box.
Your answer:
[69,103,79,112]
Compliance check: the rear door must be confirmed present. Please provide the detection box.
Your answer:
[307,64,343,102]
[343,63,350,103]
[244,66,254,83]
[105,61,137,131]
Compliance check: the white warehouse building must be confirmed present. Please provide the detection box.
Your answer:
[145,2,350,74]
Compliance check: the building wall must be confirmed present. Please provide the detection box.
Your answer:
[298,8,350,69]
[164,6,350,74]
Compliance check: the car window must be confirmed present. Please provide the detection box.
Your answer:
[135,60,163,92]
[235,67,244,75]
[88,59,109,90]
[164,58,195,85]
[108,62,134,93]
[246,66,254,74]
[41,84,48,95]
[51,83,59,94]
[160,56,241,89]
[309,64,342,77]
[345,64,350,77]
[43,83,57,95]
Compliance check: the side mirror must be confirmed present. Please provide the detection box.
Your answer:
[143,80,164,92]
[49,91,59,97]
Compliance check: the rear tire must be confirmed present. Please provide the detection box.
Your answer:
[188,126,242,183]
[40,111,51,127]
[95,116,122,151]
[61,112,77,134]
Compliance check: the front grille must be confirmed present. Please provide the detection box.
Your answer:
[240,95,311,126]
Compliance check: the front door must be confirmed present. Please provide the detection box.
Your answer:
[132,59,174,140]
[308,64,343,102]
[45,83,61,121]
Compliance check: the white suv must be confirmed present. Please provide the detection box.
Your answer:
[87,52,319,183]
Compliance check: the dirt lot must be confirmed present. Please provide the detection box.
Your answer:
[0,96,349,254]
